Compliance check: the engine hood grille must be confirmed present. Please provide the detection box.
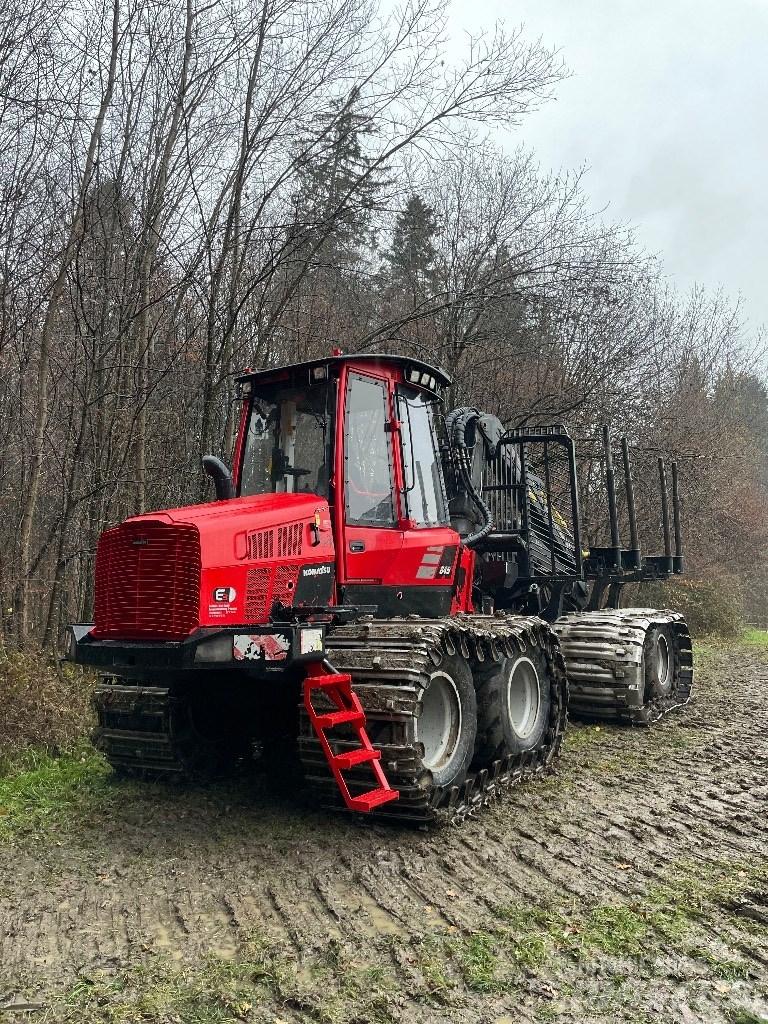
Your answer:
[92,520,201,640]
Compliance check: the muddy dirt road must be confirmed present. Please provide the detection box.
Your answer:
[1,642,767,1023]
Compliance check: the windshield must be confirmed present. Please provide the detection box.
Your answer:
[397,387,449,527]
[240,380,332,497]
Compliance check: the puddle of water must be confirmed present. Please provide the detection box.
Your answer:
[356,892,407,938]
[149,921,184,960]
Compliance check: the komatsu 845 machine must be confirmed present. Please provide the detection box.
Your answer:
[70,353,693,824]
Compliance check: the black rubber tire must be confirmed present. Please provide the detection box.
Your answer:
[472,637,553,766]
[642,624,677,700]
[415,652,477,791]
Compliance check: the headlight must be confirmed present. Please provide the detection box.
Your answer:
[194,634,234,663]
[300,627,324,654]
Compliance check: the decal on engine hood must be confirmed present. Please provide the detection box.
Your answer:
[294,561,335,606]
[416,545,456,580]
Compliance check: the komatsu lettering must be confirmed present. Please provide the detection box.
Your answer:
[302,564,331,577]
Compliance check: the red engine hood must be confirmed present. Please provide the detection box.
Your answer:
[94,493,336,639]
[127,493,332,569]
[127,492,324,525]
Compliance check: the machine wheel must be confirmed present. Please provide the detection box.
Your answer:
[553,609,693,723]
[415,653,477,790]
[473,637,553,766]
[642,625,676,699]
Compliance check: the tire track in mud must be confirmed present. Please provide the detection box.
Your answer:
[0,645,767,1022]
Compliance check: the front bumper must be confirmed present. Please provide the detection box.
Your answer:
[67,622,326,680]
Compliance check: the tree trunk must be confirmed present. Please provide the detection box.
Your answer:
[14,0,120,642]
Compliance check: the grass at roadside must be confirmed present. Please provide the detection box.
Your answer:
[492,855,767,962]
[0,745,118,840]
[692,630,768,670]
[45,933,401,1024]
[0,648,96,765]
[741,628,768,649]
[697,627,768,652]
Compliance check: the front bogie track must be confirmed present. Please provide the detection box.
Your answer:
[298,614,569,826]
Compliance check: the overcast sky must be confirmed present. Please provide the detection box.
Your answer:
[450,0,768,333]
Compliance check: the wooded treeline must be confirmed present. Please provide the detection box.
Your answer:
[1,0,766,646]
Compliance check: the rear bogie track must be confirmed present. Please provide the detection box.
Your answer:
[553,608,693,723]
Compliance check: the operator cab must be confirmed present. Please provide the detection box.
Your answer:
[235,355,450,516]
[234,354,468,616]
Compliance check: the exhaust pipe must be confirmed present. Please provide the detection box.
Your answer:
[203,455,235,500]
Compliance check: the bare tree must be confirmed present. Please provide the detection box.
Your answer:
[0,0,765,647]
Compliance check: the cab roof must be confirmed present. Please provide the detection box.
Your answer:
[234,353,452,389]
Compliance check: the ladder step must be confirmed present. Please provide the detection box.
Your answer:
[314,709,365,728]
[333,747,381,769]
[349,787,399,812]
[306,673,353,691]
[303,671,399,814]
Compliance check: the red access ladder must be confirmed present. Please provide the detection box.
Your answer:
[303,664,399,812]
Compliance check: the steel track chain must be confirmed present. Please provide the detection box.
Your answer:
[553,607,694,724]
[91,609,691,818]
[298,614,569,826]
[91,680,190,775]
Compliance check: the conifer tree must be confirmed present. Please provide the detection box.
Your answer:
[291,89,384,270]
[385,194,439,292]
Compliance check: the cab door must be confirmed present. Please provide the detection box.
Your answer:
[391,382,460,615]
[338,367,459,617]
[339,369,403,606]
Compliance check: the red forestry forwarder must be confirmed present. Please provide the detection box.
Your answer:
[69,353,693,824]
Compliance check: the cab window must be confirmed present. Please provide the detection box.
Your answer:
[397,387,449,526]
[240,380,332,497]
[344,373,396,526]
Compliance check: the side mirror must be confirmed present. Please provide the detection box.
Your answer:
[202,455,235,500]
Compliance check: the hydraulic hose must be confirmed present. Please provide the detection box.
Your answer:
[446,407,495,548]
